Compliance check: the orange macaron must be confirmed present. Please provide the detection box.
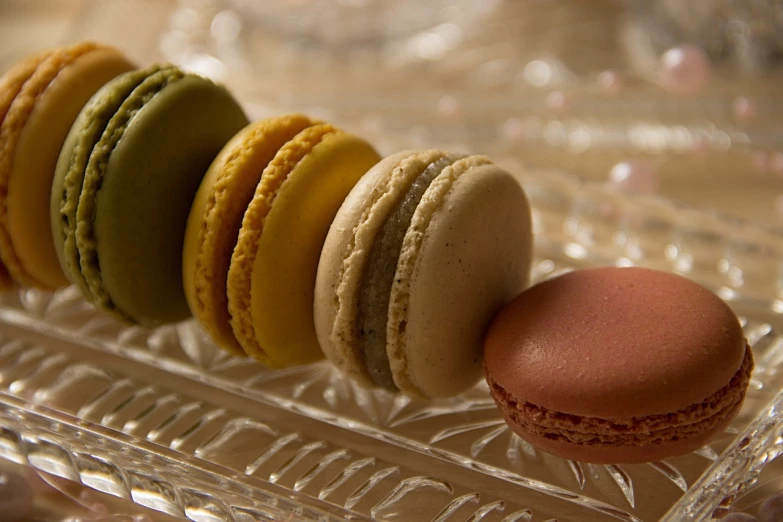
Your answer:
[0,42,134,290]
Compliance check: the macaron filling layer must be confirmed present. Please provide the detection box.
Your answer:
[74,66,184,321]
[357,154,460,389]
[58,65,173,296]
[487,345,753,447]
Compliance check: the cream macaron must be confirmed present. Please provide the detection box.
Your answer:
[314,150,533,398]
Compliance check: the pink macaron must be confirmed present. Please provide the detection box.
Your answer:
[484,266,753,464]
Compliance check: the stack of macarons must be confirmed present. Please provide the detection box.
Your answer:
[0,41,533,399]
[0,42,753,463]
[182,115,383,367]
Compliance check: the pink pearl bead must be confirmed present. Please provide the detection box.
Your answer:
[691,136,710,157]
[721,513,759,522]
[609,161,658,193]
[546,91,567,110]
[774,195,783,217]
[770,152,783,174]
[502,118,524,141]
[0,473,33,522]
[659,45,711,95]
[759,492,783,522]
[732,97,756,120]
[437,95,459,117]
[78,488,96,504]
[753,151,769,171]
[598,70,622,93]
[88,502,108,518]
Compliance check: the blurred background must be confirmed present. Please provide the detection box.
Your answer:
[2,1,783,520]
[2,0,783,227]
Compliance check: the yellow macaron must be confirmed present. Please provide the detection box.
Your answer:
[184,115,380,366]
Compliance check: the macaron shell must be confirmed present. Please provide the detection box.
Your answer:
[0,52,49,121]
[92,75,248,326]
[1,43,133,289]
[499,398,743,464]
[483,267,747,418]
[314,150,444,385]
[358,154,463,390]
[250,133,381,367]
[76,67,185,321]
[227,123,337,362]
[489,343,752,463]
[0,50,51,159]
[388,160,533,398]
[11,47,134,289]
[52,65,165,294]
[183,114,314,353]
[0,51,51,291]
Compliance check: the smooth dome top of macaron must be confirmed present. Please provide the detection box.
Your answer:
[484,266,747,418]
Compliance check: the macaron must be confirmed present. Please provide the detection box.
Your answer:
[484,266,753,464]
[51,64,248,327]
[183,115,380,366]
[315,150,533,398]
[0,42,134,290]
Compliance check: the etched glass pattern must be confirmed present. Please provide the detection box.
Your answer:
[0,168,781,521]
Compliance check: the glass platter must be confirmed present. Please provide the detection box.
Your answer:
[0,165,781,522]
[0,1,779,520]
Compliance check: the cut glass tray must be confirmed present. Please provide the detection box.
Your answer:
[0,165,781,522]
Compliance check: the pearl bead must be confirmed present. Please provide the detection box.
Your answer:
[691,136,710,157]
[770,152,783,174]
[0,473,33,522]
[437,95,459,117]
[609,162,658,193]
[753,151,769,171]
[759,493,783,522]
[733,97,756,120]
[502,118,524,141]
[88,502,109,518]
[774,195,783,217]
[598,70,622,93]
[659,45,711,95]
[546,91,567,111]
[721,514,758,522]
[79,487,96,504]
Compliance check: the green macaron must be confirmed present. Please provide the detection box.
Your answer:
[52,64,248,327]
